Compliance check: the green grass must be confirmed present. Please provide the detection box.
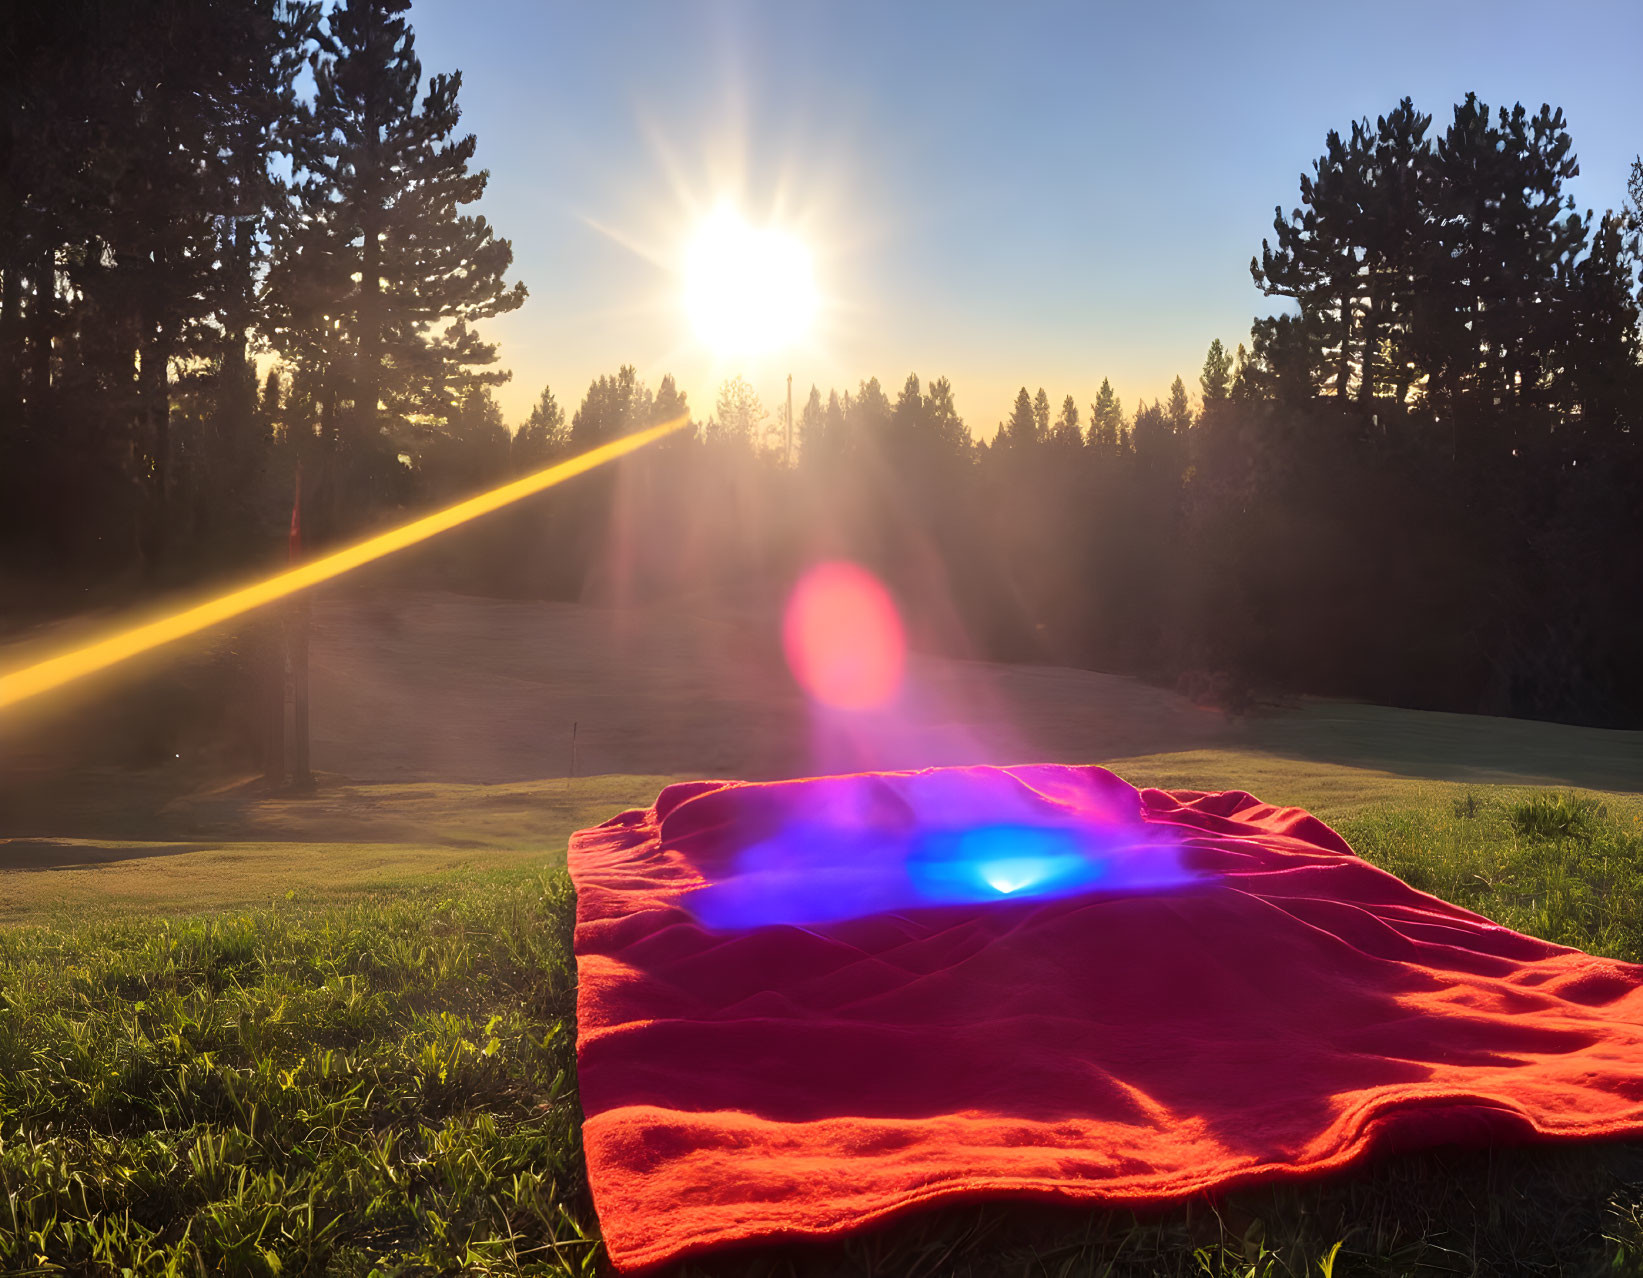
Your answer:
[0,774,672,924]
[0,878,592,1276]
[4,756,1643,1274]
[1344,790,1643,964]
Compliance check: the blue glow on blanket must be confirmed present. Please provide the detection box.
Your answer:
[681,813,1192,931]
[909,826,1102,900]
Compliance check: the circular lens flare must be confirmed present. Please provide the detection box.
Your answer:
[783,561,906,711]
[683,205,818,356]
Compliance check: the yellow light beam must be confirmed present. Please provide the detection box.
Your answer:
[0,415,689,712]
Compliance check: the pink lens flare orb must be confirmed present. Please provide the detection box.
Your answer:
[783,561,906,711]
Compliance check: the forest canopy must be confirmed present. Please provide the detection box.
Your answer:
[2,2,1641,727]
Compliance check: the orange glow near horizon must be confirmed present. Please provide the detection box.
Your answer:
[783,561,906,711]
[0,416,690,713]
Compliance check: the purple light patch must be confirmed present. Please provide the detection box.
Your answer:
[678,789,1196,931]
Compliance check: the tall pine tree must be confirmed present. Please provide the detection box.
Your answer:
[272,0,525,471]
[1200,339,1233,402]
[1002,387,1036,448]
[798,384,825,464]
[513,383,566,470]
[1049,394,1083,449]
[1088,378,1125,452]
[1166,376,1193,434]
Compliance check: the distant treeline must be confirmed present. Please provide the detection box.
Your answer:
[3,0,1641,727]
[502,96,1643,728]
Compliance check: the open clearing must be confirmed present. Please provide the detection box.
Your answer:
[2,587,1643,1274]
[4,586,1641,920]
[303,588,1643,791]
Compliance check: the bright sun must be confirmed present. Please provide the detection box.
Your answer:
[683,205,818,357]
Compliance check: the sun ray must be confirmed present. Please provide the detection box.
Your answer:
[578,214,678,272]
[0,418,689,713]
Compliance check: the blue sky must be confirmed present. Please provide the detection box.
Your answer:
[410,0,1643,436]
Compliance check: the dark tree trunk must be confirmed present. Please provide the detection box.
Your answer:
[318,380,342,541]
[220,218,259,495]
[356,27,384,452]
[138,285,173,568]
[0,257,21,433]
[1336,270,1353,399]
[1358,259,1378,405]
[289,594,311,789]
[261,614,286,789]
[320,378,337,446]
[27,245,53,403]
[221,222,251,394]
[357,217,381,445]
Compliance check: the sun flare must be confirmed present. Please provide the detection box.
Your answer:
[682,205,818,357]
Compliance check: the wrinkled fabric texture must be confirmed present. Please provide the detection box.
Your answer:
[568,765,1643,1272]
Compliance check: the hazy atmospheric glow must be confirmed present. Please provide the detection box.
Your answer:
[783,561,905,711]
[0,417,689,713]
[683,204,818,356]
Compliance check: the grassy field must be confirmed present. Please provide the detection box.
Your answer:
[0,774,672,925]
[3,753,1643,1275]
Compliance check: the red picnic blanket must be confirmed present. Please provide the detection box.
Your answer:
[568,764,1643,1272]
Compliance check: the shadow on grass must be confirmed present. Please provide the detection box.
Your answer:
[673,1138,1643,1277]
[0,839,211,871]
[1243,702,1643,794]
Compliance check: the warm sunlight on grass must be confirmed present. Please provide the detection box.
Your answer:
[682,204,817,356]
